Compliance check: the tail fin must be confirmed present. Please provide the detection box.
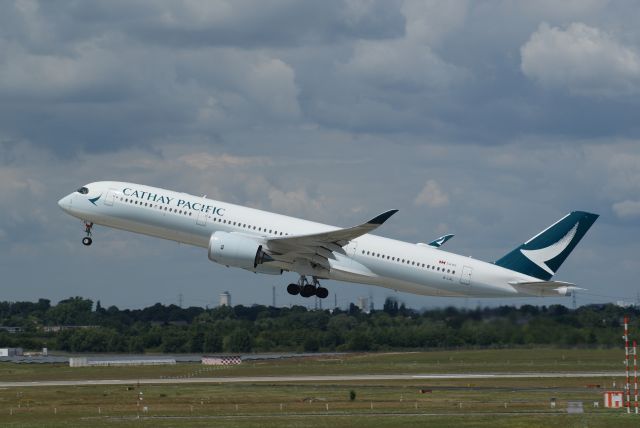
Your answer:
[495,211,598,280]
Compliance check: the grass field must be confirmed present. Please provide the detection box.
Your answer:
[0,348,624,382]
[0,348,636,427]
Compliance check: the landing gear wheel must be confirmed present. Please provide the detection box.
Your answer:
[82,221,94,246]
[300,284,316,298]
[316,287,329,299]
[287,283,300,295]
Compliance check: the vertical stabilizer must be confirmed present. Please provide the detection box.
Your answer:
[495,211,598,280]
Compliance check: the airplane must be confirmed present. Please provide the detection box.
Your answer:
[58,181,598,299]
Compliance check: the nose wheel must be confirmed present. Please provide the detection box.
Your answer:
[82,222,93,246]
[287,276,328,299]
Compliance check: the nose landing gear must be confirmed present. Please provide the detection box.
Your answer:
[287,276,328,299]
[82,222,93,246]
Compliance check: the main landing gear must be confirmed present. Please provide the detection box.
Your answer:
[287,276,329,299]
[82,221,93,246]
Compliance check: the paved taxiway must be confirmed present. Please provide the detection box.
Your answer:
[0,372,624,388]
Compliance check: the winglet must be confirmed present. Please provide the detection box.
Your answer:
[367,209,399,225]
[429,234,455,248]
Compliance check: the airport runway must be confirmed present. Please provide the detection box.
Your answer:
[0,372,624,388]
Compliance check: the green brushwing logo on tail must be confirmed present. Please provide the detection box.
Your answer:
[494,211,599,281]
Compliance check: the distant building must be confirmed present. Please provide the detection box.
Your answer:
[604,391,624,408]
[42,325,97,333]
[70,357,176,367]
[0,348,23,357]
[220,291,231,307]
[202,356,242,366]
[616,301,636,308]
[0,326,24,334]
[357,297,369,313]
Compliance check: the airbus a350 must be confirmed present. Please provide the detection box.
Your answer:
[58,182,598,299]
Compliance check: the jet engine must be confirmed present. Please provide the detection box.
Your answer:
[207,231,281,275]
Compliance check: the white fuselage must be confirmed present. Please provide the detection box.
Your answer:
[58,181,542,298]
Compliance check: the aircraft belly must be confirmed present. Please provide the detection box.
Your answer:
[347,254,518,297]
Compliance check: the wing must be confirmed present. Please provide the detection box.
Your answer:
[266,209,398,269]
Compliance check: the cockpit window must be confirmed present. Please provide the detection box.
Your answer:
[77,187,89,194]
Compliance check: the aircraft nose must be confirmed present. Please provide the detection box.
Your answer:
[58,194,71,211]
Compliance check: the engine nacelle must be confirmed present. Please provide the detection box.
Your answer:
[208,231,279,273]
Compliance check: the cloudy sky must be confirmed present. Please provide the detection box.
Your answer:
[1,0,639,310]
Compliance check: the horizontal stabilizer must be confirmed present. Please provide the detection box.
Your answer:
[509,280,584,297]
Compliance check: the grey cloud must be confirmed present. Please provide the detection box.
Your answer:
[127,0,405,48]
[613,200,640,219]
[414,179,449,208]
[521,22,640,96]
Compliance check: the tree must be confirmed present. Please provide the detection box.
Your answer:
[203,331,223,353]
[47,297,94,325]
[224,328,253,353]
[303,335,320,352]
[383,298,399,316]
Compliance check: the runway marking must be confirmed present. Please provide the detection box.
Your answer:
[0,372,624,388]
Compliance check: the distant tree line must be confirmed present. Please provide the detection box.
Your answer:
[0,297,638,353]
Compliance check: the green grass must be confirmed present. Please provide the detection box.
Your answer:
[0,349,634,427]
[0,379,636,427]
[0,348,623,382]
